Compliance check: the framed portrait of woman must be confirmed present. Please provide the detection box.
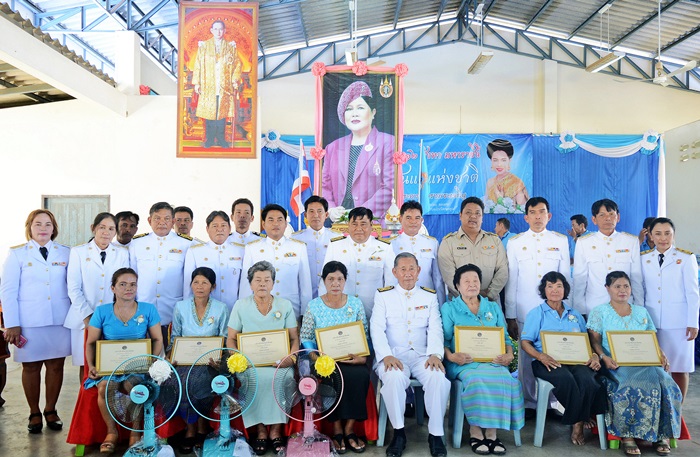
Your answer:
[176,1,258,158]
[317,69,404,220]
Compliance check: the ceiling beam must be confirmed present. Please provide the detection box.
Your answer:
[611,0,682,48]
[0,83,53,96]
[525,0,555,30]
[393,0,404,29]
[661,23,700,53]
[567,0,618,40]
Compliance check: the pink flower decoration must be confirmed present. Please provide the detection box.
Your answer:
[394,63,409,77]
[393,150,409,165]
[310,147,326,160]
[352,60,368,76]
[311,62,326,77]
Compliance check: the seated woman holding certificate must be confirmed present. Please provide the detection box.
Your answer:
[227,260,299,456]
[171,266,229,454]
[299,261,370,453]
[81,267,163,453]
[442,264,524,456]
[587,271,681,456]
[520,271,605,446]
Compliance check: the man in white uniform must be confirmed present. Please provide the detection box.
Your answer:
[390,200,445,305]
[129,202,193,330]
[184,211,244,310]
[505,197,571,409]
[227,198,261,245]
[291,196,340,299]
[320,207,395,319]
[371,253,449,457]
[572,199,644,316]
[239,204,312,318]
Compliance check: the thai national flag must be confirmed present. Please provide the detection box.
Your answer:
[290,139,312,220]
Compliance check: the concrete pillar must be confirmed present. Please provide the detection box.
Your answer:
[542,59,558,134]
[114,31,141,95]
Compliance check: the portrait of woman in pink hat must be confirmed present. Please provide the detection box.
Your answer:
[321,78,396,221]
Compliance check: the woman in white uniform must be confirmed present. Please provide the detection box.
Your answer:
[64,212,129,378]
[642,217,699,400]
[0,209,71,433]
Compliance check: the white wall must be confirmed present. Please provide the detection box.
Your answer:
[1,42,699,255]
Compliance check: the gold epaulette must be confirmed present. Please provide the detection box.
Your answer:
[376,237,391,244]
[289,238,306,245]
[620,232,637,239]
[229,241,245,248]
[190,243,206,249]
[442,232,456,240]
[641,248,654,255]
[247,238,263,245]
[677,248,694,255]
[177,233,193,241]
[551,231,566,238]
[510,232,524,240]
[133,233,149,239]
[331,236,345,242]
[11,243,26,249]
[292,229,304,235]
[378,286,394,292]
[420,286,436,294]
[579,232,594,240]
[421,234,436,240]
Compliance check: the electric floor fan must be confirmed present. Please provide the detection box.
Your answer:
[186,348,258,457]
[105,354,181,457]
[272,349,344,456]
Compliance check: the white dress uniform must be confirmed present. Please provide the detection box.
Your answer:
[642,246,699,372]
[319,236,396,319]
[290,226,341,298]
[572,231,644,315]
[390,233,446,305]
[129,232,193,325]
[238,236,312,318]
[0,240,71,362]
[504,228,570,408]
[64,241,130,366]
[183,240,244,310]
[227,230,261,245]
[370,284,450,436]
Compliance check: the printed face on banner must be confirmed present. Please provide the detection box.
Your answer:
[320,72,399,219]
[177,2,258,158]
[401,135,533,215]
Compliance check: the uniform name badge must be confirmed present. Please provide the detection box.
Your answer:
[540,331,592,365]
[606,331,663,366]
[315,321,370,361]
[170,336,225,366]
[237,329,290,367]
[454,326,505,362]
[96,339,152,376]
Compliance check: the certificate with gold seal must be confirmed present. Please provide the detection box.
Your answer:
[170,336,225,365]
[96,339,152,376]
[455,326,505,362]
[607,331,662,366]
[237,329,290,366]
[540,331,592,365]
[315,321,370,361]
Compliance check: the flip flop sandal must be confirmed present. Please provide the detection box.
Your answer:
[486,438,507,456]
[270,437,285,455]
[469,437,490,455]
[332,434,347,454]
[253,438,269,456]
[653,441,671,456]
[622,440,641,456]
[344,433,366,453]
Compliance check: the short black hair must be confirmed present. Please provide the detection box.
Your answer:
[496,218,510,231]
[605,270,630,287]
[173,206,194,219]
[453,263,482,290]
[643,217,657,230]
[321,261,348,280]
[261,203,287,221]
[570,214,587,228]
[206,210,230,227]
[400,200,423,216]
[648,217,675,233]
[591,199,619,217]
[231,198,254,214]
[348,206,373,222]
[486,139,514,159]
[191,266,216,287]
[525,197,549,213]
[304,195,328,212]
[115,211,140,225]
[537,271,570,300]
[149,202,174,217]
[460,196,484,213]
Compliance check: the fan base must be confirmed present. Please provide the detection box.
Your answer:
[202,436,241,456]
[124,443,174,457]
[286,436,331,457]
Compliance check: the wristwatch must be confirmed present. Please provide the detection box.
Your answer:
[432,353,443,361]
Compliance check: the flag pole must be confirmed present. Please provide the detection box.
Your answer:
[298,139,304,230]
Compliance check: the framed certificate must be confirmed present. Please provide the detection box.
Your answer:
[315,321,370,361]
[237,329,290,366]
[170,336,225,365]
[455,326,505,362]
[96,339,152,376]
[607,331,662,366]
[540,331,592,365]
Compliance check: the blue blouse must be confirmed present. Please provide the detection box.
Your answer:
[170,297,229,345]
[89,301,160,340]
[520,302,586,352]
[586,302,656,355]
[299,295,368,350]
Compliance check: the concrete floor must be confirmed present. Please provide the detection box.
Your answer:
[0,358,698,457]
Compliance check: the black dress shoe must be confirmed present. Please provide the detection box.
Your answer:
[524,408,536,420]
[43,410,63,431]
[27,413,43,434]
[428,434,447,457]
[386,434,407,457]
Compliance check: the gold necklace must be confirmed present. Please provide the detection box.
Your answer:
[114,302,136,326]
[254,295,273,316]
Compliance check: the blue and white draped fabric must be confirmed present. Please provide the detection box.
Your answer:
[556,131,661,157]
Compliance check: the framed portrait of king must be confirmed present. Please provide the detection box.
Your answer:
[177,1,258,158]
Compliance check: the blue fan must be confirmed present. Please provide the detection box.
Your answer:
[186,348,258,456]
[105,354,181,457]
